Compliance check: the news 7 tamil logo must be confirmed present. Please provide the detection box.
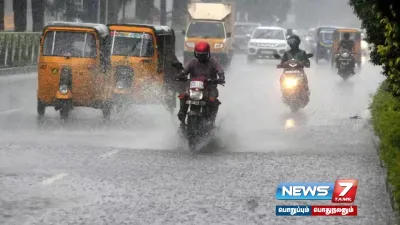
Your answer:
[276,179,358,203]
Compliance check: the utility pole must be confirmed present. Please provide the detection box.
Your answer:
[160,0,166,25]
[122,0,126,23]
[97,0,100,23]
[105,0,108,23]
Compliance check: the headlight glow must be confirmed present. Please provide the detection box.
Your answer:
[341,52,350,58]
[283,78,298,89]
[361,41,368,50]
[59,84,68,94]
[189,89,203,100]
[116,80,125,89]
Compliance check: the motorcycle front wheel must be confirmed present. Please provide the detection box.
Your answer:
[187,115,201,152]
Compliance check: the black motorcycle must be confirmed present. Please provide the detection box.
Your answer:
[335,50,355,80]
[171,62,223,151]
[274,54,313,112]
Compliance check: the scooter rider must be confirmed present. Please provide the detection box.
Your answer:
[335,32,355,74]
[176,41,225,128]
[279,34,311,99]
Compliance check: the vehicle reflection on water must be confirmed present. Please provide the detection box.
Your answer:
[281,111,307,129]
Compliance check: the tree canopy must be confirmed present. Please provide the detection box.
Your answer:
[349,0,400,96]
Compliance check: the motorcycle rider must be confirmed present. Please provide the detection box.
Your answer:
[335,32,355,74]
[278,34,311,101]
[176,41,225,128]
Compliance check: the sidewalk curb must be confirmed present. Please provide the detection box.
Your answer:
[370,123,400,224]
[0,66,37,76]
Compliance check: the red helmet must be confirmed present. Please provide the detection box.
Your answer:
[194,41,211,62]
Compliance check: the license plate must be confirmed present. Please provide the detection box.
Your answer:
[186,100,206,105]
[261,50,273,54]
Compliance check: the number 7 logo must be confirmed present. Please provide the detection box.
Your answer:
[332,179,358,203]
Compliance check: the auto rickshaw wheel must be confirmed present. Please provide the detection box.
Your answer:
[60,108,69,120]
[37,100,45,116]
[102,105,111,120]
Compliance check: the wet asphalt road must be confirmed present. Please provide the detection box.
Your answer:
[0,54,395,224]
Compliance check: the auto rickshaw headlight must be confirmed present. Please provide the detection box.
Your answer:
[59,85,68,94]
[116,80,125,89]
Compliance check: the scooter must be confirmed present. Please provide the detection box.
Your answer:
[274,53,313,112]
[335,50,355,80]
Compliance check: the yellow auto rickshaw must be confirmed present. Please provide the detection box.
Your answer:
[37,21,114,120]
[331,28,362,68]
[106,23,179,113]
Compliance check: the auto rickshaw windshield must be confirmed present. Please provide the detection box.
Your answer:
[109,31,154,57]
[43,31,97,57]
[339,32,357,40]
[319,31,333,42]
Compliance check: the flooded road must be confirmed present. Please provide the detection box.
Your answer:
[0,54,394,224]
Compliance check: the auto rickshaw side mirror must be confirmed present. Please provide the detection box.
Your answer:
[171,61,183,69]
[306,53,314,58]
[273,53,281,59]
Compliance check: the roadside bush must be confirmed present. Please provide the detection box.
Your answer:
[371,80,400,206]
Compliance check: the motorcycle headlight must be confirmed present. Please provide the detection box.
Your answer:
[189,89,203,100]
[283,78,299,89]
[59,84,68,94]
[341,52,350,58]
[116,80,126,89]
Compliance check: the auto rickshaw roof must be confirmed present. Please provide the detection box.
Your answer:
[334,28,362,33]
[107,23,174,36]
[44,21,109,38]
[316,26,343,31]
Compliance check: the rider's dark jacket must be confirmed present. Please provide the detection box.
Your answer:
[337,39,355,52]
[280,49,310,67]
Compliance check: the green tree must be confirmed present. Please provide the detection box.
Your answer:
[13,0,27,31]
[0,0,4,31]
[236,0,291,24]
[135,0,155,22]
[172,0,188,29]
[349,0,400,96]
[32,0,45,31]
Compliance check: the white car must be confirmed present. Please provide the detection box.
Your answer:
[247,26,289,61]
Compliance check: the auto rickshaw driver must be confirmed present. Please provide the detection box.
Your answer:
[335,32,355,74]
